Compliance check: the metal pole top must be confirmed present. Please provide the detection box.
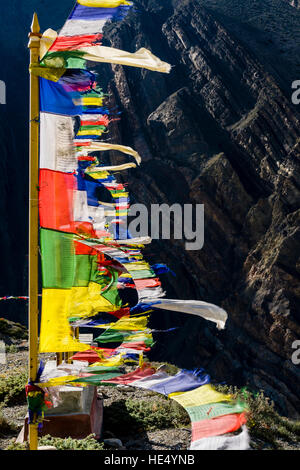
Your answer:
[28,13,41,48]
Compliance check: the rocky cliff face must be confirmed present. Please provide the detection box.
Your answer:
[99,0,300,416]
[0,0,299,417]
[284,0,299,8]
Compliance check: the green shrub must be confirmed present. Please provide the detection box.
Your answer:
[0,411,18,437]
[215,384,300,449]
[37,434,105,450]
[0,371,27,406]
[105,398,190,435]
[0,318,28,340]
[6,434,104,451]
[5,434,104,450]
[5,440,28,450]
[5,345,18,354]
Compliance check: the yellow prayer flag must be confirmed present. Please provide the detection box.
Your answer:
[29,65,65,82]
[77,129,106,137]
[77,0,132,7]
[169,384,232,408]
[39,289,91,353]
[40,28,57,59]
[84,142,141,165]
[95,315,149,331]
[90,353,125,367]
[69,282,119,318]
[123,261,151,271]
[86,97,104,106]
[36,376,84,388]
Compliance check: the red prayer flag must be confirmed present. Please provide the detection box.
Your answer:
[102,366,156,385]
[39,169,76,232]
[191,413,247,441]
[50,34,103,51]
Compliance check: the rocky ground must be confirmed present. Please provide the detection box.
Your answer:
[0,345,55,450]
[0,346,191,450]
[1,345,300,451]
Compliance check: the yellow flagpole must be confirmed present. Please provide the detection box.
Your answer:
[28,12,41,451]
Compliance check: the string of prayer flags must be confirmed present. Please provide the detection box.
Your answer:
[32,0,250,450]
[101,365,156,385]
[131,369,211,395]
[70,371,124,385]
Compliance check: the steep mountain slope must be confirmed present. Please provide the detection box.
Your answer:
[98,0,300,416]
[175,0,300,90]
[0,0,299,417]
[283,0,299,8]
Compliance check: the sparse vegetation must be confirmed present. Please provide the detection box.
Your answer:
[5,440,28,451]
[38,434,105,450]
[105,397,190,435]
[216,385,300,450]
[0,411,18,437]
[0,370,27,407]
[6,435,105,451]
[0,318,27,341]
[0,352,299,451]
[5,345,18,354]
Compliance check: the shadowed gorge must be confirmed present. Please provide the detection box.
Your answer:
[100,0,300,417]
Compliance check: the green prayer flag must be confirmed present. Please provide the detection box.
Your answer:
[40,229,75,289]
[81,366,122,373]
[70,372,123,385]
[185,401,248,422]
